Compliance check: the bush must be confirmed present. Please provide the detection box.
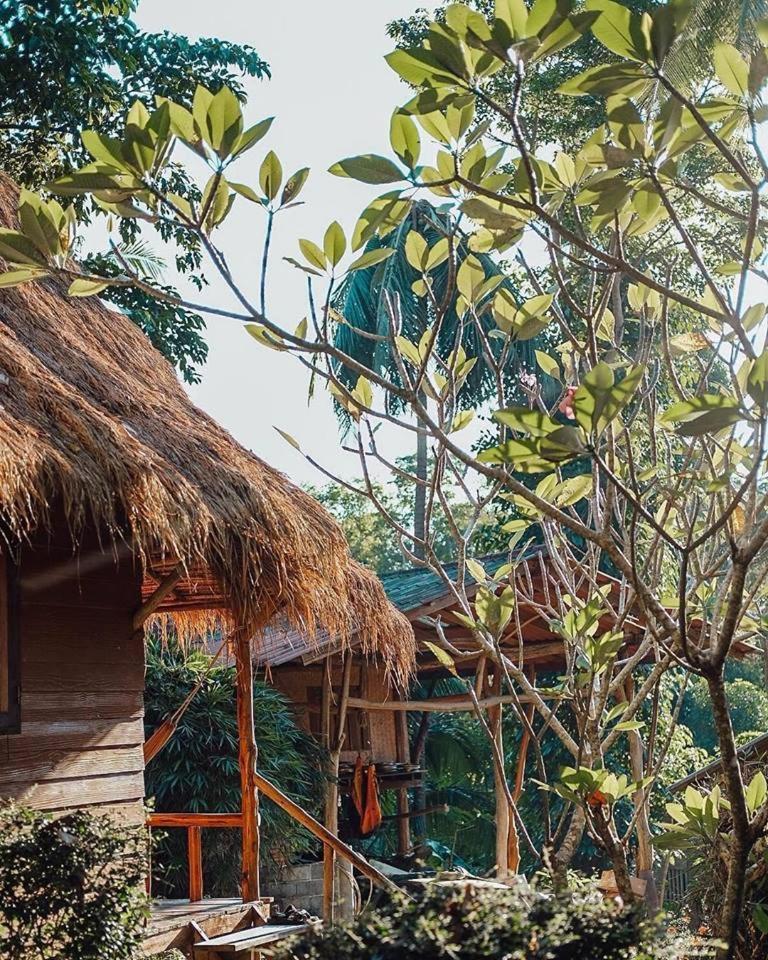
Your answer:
[0,802,147,960]
[273,882,688,960]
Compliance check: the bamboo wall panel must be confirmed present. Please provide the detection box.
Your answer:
[0,518,146,827]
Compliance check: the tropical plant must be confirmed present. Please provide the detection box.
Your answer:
[271,881,690,960]
[0,0,268,381]
[6,3,768,955]
[143,640,325,897]
[0,801,147,960]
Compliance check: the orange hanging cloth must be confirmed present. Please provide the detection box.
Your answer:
[351,755,365,820]
[361,763,382,835]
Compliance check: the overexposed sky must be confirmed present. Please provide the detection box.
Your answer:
[134,0,424,485]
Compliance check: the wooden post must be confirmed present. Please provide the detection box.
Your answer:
[509,670,536,874]
[395,709,411,855]
[488,670,510,879]
[235,631,260,902]
[188,826,203,902]
[323,654,354,922]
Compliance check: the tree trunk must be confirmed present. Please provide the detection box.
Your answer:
[707,673,753,960]
[235,632,260,901]
[413,415,427,561]
[551,805,586,893]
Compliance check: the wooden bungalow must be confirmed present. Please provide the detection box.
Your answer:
[0,174,414,955]
[260,549,761,905]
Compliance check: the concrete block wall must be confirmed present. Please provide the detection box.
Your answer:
[264,861,325,917]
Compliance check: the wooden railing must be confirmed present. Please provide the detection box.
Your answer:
[147,812,243,902]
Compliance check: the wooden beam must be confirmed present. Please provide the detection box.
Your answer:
[188,826,203,902]
[346,693,541,713]
[148,813,243,828]
[235,632,260,902]
[133,565,184,630]
[252,769,402,898]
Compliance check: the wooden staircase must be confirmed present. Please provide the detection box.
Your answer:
[193,922,313,958]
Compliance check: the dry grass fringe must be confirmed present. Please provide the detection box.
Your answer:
[0,173,414,679]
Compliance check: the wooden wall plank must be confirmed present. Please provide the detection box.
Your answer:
[2,771,145,810]
[21,690,144,722]
[0,745,144,785]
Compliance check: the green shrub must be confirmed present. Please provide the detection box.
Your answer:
[274,882,688,960]
[0,802,147,960]
[144,639,326,897]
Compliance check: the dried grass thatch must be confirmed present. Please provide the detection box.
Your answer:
[0,173,414,673]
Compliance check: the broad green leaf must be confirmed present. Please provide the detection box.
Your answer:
[233,117,274,158]
[280,167,310,206]
[324,221,347,267]
[259,151,283,201]
[466,558,487,583]
[713,42,749,96]
[494,406,561,437]
[423,641,459,676]
[347,247,396,272]
[747,350,768,406]
[586,0,652,62]
[553,474,593,507]
[352,374,373,409]
[395,336,422,367]
[668,332,710,356]
[660,394,745,435]
[405,230,429,270]
[390,112,421,168]
[572,362,645,437]
[68,278,109,297]
[451,408,475,432]
[81,131,129,170]
[494,0,528,40]
[0,267,46,287]
[746,771,767,813]
[329,155,405,184]
[245,323,286,350]
[298,238,327,271]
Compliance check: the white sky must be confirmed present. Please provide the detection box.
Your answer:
[133,0,424,485]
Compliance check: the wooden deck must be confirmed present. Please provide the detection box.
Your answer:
[142,898,272,957]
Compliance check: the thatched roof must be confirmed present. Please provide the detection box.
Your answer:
[0,173,414,677]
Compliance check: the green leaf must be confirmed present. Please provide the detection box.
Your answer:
[0,267,46,287]
[466,558,487,583]
[553,474,593,507]
[329,155,405,185]
[67,278,110,297]
[229,181,262,203]
[451,408,475,432]
[390,113,421,169]
[395,336,422,367]
[747,350,768,406]
[347,247,396,273]
[259,151,283,201]
[405,230,429,271]
[298,238,327,271]
[494,406,561,437]
[233,117,274,158]
[659,394,745,435]
[615,720,644,732]
[746,771,767,813]
[208,85,243,157]
[245,323,286,350]
[352,374,373,410]
[280,167,310,206]
[494,0,528,40]
[572,362,645,437]
[423,641,459,676]
[273,427,302,451]
[586,0,652,62]
[323,221,347,268]
[0,228,49,267]
[81,131,129,170]
[713,42,749,97]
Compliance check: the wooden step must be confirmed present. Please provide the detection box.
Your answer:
[194,923,312,955]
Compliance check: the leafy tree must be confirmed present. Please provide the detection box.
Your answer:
[144,640,324,897]
[0,0,268,381]
[7,2,768,955]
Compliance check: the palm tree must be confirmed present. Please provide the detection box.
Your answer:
[331,199,535,562]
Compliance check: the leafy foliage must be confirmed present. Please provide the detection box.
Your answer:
[143,640,325,897]
[0,0,268,381]
[0,802,146,960]
[272,882,683,960]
